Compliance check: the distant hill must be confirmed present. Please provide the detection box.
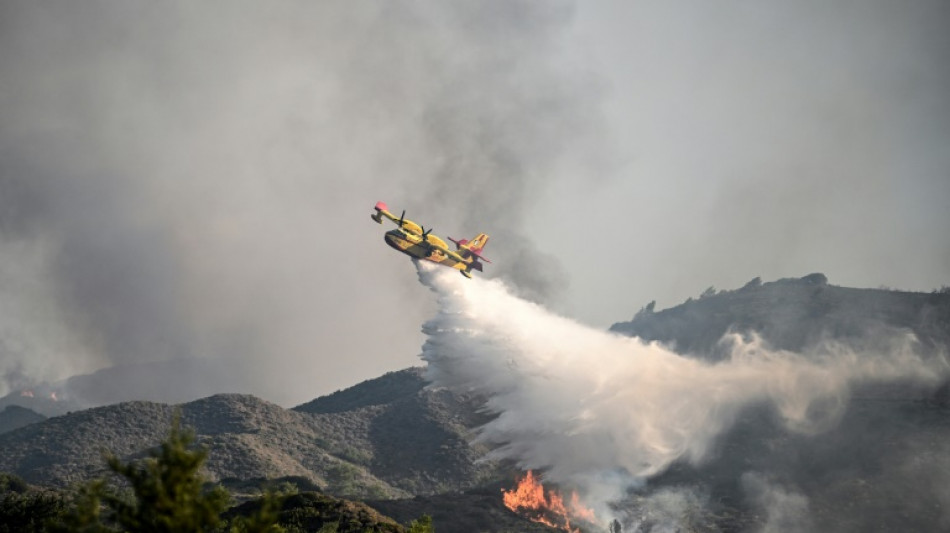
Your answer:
[0,405,46,435]
[0,387,81,417]
[0,356,264,417]
[2,274,949,532]
[0,369,499,501]
[608,274,950,532]
[610,273,950,358]
[297,368,431,414]
[295,368,497,495]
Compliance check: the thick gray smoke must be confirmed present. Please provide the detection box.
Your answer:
[416,261,948,518]
[391,2,606,303]
[0,1,600,403]
[741,473,813,533]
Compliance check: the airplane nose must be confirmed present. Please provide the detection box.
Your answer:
[383,231,402,251]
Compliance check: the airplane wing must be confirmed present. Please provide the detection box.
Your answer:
[371,201,423,234]
[371,201,399,224]
[419,233,470,263]
[433,246,468,264]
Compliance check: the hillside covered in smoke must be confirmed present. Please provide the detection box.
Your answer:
[415,266,949,532]
[0,369,546,532]
[606,275,950,531]
[2,273,949,532]
[610,273,950,358]
[0,369,499,497]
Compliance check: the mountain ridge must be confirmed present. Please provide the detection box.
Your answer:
[2,274,949,531]
[610,273,950,358]
[0,372,500,501]
[0,405,46,435]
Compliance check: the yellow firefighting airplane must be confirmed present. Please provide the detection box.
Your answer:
[371,201,490,278]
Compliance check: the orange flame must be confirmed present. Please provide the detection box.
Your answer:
[49,392,58,401]
[570,492,597,523]
[20,390,34,398]
[502,471,596,533]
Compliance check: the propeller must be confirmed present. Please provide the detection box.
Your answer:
[420,226,433,242]
[397,210,406,227]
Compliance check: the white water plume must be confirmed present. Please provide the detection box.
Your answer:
[416,261,947,505]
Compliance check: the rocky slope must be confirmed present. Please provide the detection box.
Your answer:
[370,484,556,533]
[296,368,498,495]
[0,369,499,501]
[0,405,46,435]
[2,275,948,531]
[608,275,950,532]
[610,274,950,357]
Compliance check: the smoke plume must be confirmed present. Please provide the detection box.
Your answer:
[741,472,813,533]
[0,0,601,403]
[416,261,948,514]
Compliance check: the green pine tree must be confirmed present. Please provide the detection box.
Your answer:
[51,481,113,533]
[100,415,230,532]
[229,489,286,533]
[408,514,433,533]
[55,413,282,533]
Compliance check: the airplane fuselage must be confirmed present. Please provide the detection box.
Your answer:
[384,229,468,272]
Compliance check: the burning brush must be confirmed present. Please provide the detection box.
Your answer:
[502,471,598,533]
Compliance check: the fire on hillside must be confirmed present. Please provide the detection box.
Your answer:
[19,389,58,401]
[502,471,597,533]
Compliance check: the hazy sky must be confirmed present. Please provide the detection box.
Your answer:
[554,0,950,324]
[1,0,947,405]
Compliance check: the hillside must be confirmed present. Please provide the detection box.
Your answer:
[611,274,950,357]
[0,372,500,500]
[0,405,45,435]
[0,470,414,533]
[0,387,79,418]
[225,491,408,533]
[369,484,556,533]
[1,275,948,531]
[296,368,431,414]
[608,275,950,532]
[0,356,266,417]
[296,368,498,495]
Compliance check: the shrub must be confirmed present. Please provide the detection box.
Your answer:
[54,414,281,533]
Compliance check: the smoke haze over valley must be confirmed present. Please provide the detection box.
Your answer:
[1,1,948,406]
[2,265,948,531]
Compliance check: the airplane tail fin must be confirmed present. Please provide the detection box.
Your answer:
[448,233,491,265]
[464,233,491,264]
[467,233,489,253]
